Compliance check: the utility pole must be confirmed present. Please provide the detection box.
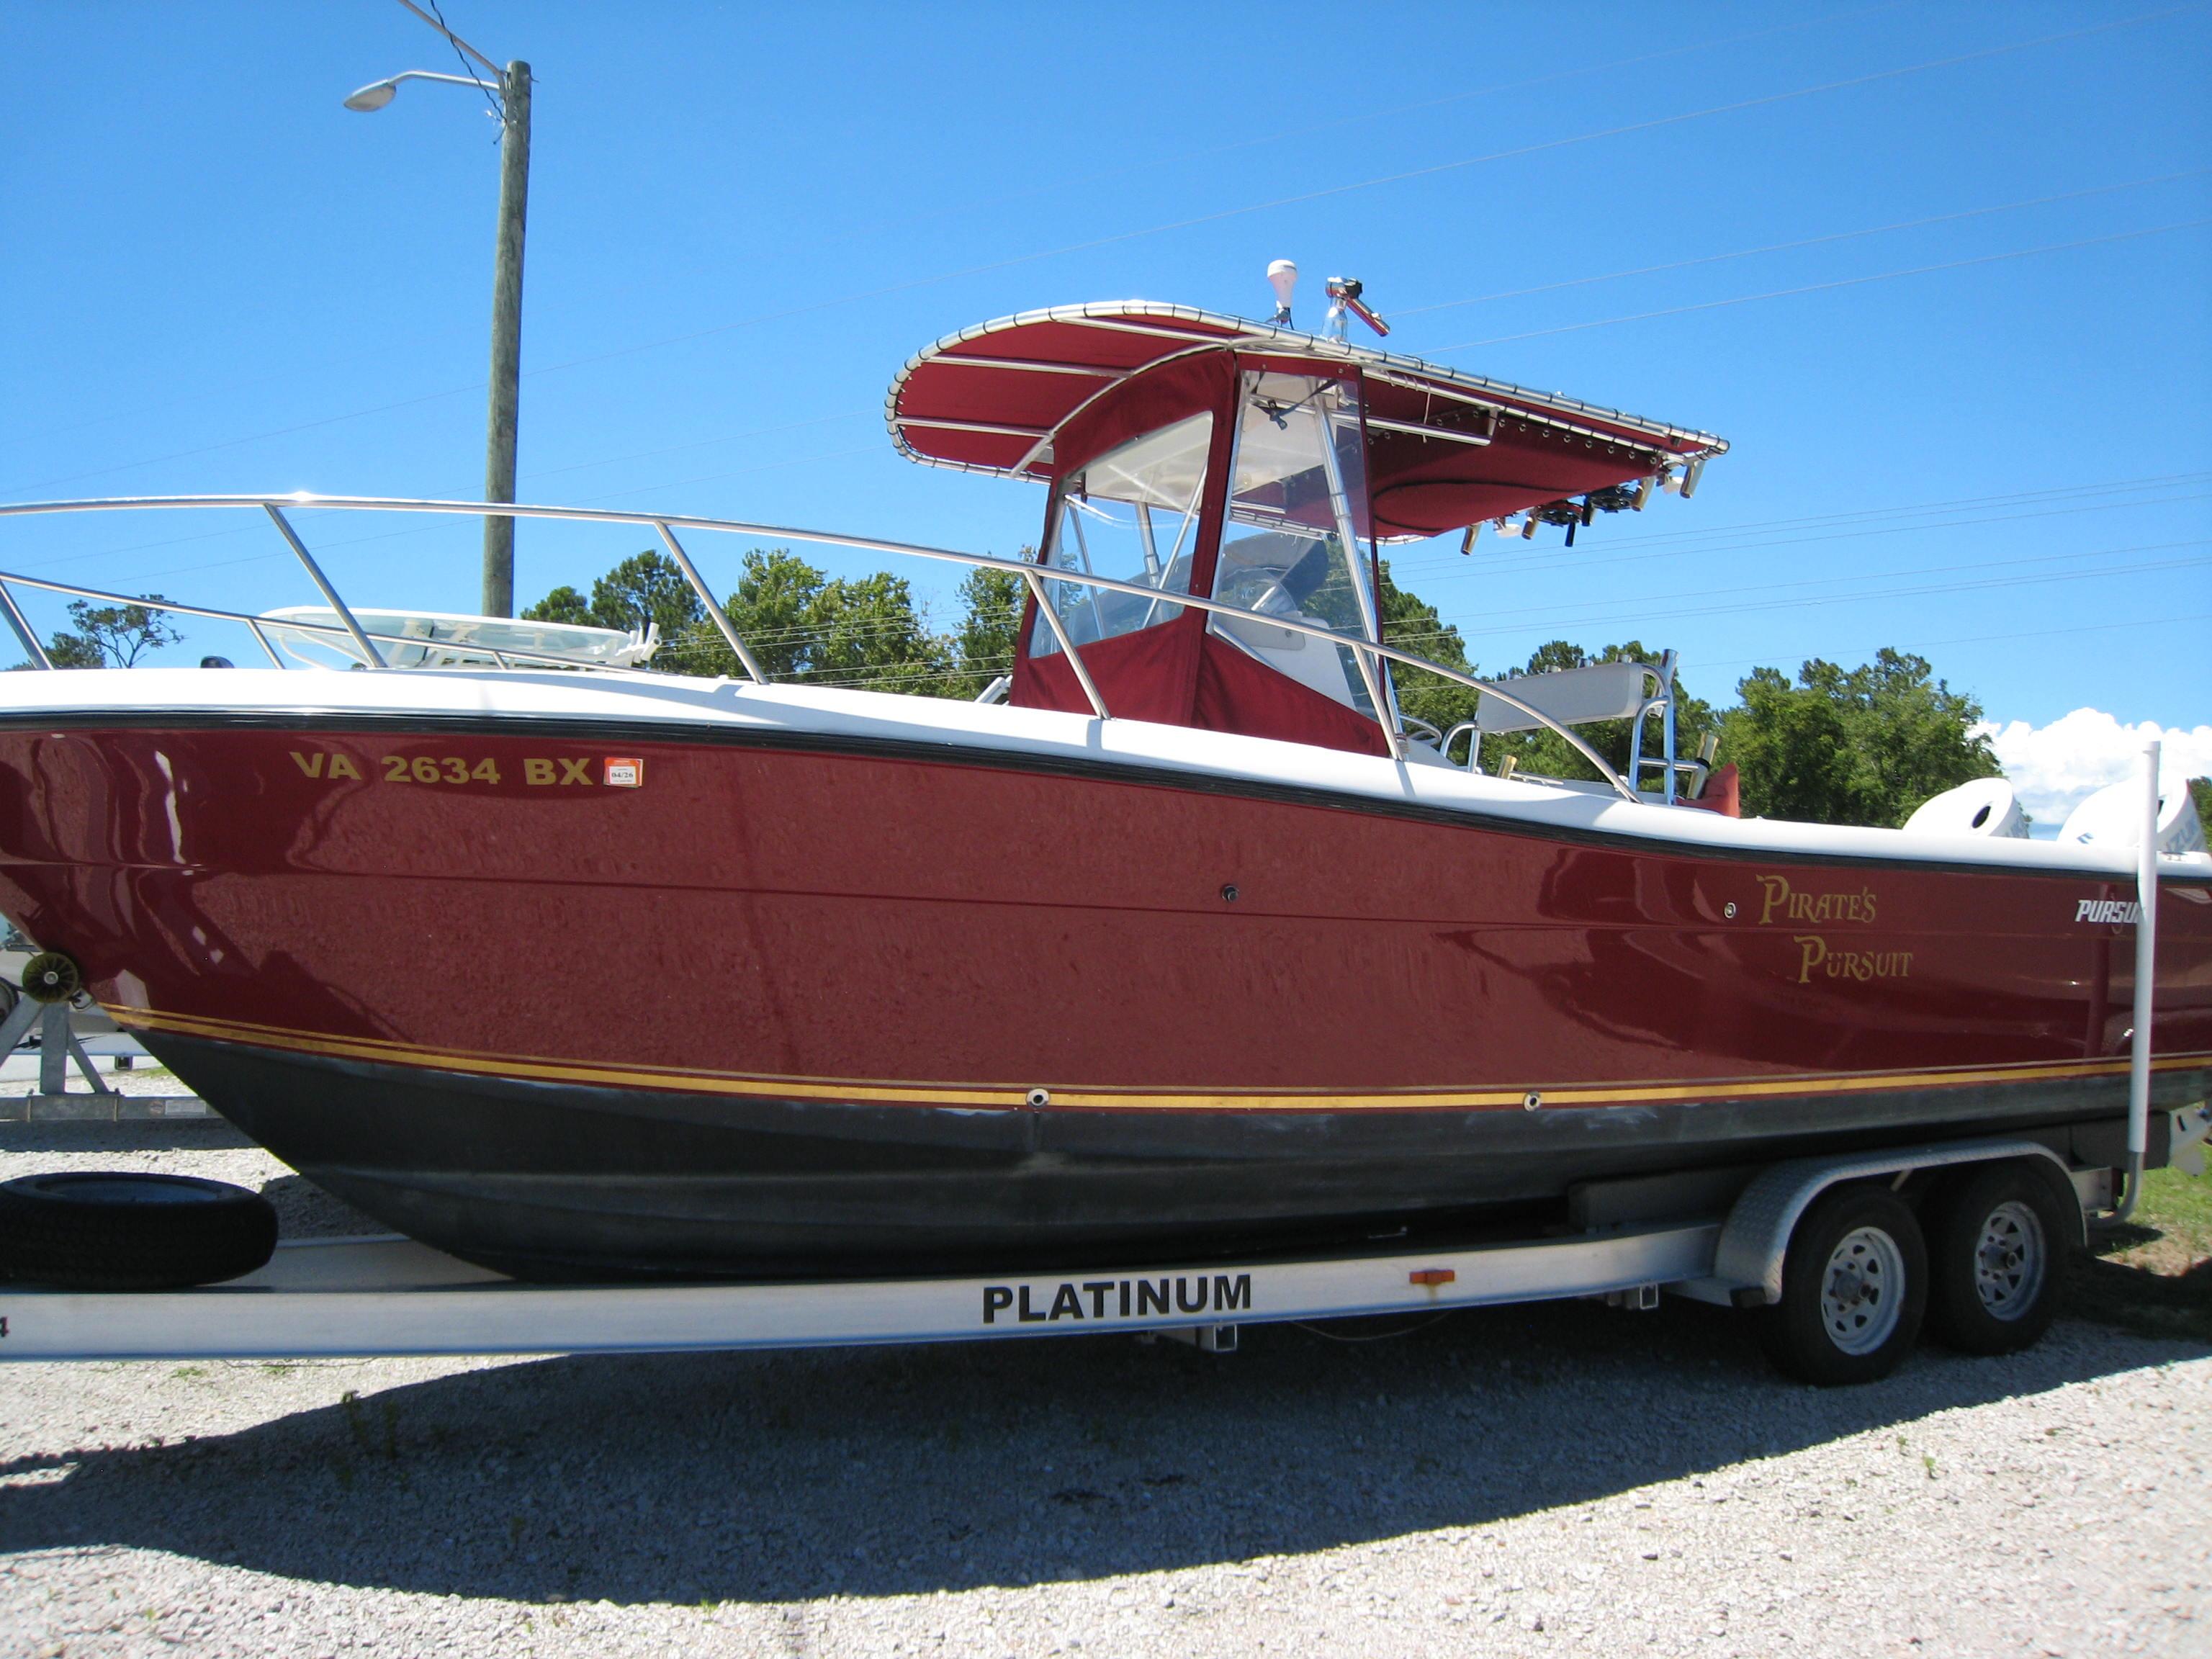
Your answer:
[482,59,531,617]
[345,3,531,617]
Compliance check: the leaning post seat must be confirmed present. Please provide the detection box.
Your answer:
[1457,654,1700,802]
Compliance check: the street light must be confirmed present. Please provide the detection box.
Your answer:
[341,70,493,113]
[344,3,531,619]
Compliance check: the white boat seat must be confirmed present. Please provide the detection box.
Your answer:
[1475,661,1651,734]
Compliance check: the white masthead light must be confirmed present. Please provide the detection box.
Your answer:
[1267,259,1298,326]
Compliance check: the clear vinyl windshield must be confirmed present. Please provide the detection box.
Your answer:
[1208,371,1383,716]
[1029,412,1213,657]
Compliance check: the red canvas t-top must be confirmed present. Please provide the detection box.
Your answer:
[888,294,1726,756]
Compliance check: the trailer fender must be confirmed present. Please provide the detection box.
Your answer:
[1701,1138,2080,1309]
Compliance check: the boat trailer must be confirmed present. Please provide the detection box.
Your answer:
[3,1125,2198,1377]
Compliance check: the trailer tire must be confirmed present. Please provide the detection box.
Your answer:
[0,1172,277,1290]
[1926,1162,2069,1355]
[1756,1184,1927,1385]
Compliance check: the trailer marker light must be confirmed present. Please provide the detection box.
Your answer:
[1408,1268,1455,1287]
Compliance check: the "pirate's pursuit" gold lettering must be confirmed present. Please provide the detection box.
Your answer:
[1794,935,1912,985]
[1758,874,1877,927]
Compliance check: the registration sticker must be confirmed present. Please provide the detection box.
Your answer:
[604,757,644,788]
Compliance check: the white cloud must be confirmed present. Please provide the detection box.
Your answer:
[1978,709,2212,828]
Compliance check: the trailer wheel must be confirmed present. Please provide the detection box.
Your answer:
[1926,1163,2069,1355]
[0,1172,277,1290]
[1757,1184,1928,1385]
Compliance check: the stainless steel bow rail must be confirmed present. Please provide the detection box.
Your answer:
[0,493,1644,800]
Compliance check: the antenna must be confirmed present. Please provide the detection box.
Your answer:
[1267,259,1298,326]
[1323,277,1390,341]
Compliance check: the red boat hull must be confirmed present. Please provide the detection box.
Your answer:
[0,714,2205,1279]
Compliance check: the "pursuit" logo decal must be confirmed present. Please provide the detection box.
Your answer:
[2076,898,2143,925]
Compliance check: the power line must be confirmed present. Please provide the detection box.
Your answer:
[1446,548,2209,642]
[17,11,2190,505]
[1386,486,2212,590]
[30,485,2202,663]
[0,433,891,574]
[438,6,2211,388]
[1393,168,2211,320]
[1373,537,2211,653]
[1,4,1900,465]
[1406,469,2211,557]
[35,467,2195,597]
[809,2,1914,251]
[520,410,872,482]
[1,445,884,596]
[1382,537,2207,642]
[1,382,483,498]
[573,448,882,505]
[469,535,2212,678]
[1687,608,2212,675]
[500,598,2212,699]
[1428,219,2212,354]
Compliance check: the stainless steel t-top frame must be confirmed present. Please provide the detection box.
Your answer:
[0,493,1642,801]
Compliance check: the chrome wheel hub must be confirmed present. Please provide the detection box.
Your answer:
[1821,1226,1905,1355]
[1973,1200,2046,1321]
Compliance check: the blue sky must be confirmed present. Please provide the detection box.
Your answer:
[1,1,2206,809]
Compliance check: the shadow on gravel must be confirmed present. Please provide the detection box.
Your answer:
[2071,1246,2212,1344]
[0,1298,2200,1606]
[253,1174,390,1239]
[0,1119,253,1154]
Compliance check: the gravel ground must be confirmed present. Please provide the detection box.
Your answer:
[0,1123,2206,1657]
[1,1046,171,1095]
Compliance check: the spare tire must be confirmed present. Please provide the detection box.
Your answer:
[0,1172,278,1290]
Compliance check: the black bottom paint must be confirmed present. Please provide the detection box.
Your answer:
[143,1033,2198,1285]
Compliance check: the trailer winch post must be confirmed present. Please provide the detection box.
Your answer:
[2118,737,2161,1222]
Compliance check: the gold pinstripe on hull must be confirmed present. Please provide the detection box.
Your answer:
[109,1004,2210,1115]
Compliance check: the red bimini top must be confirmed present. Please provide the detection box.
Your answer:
[885,301,1727,536]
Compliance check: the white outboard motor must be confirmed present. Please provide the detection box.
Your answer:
[2058,777,2208,855]
[1901,776,2027,840]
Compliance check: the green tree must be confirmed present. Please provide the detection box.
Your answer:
[1377,560,1483,736]
[531,547,984,690]
[1719,649,1998,826]
[41,633,106,669]
[47,597,184,668]
[521,584,593,627]
[709,548,831,678]
[945,565,1028,698]
[592,550,706,640]
[605,547,953,691]
[804,569,955,693]
[2189,777,2211,829]
[1722,665,1858,819]
[522,550,704,644]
